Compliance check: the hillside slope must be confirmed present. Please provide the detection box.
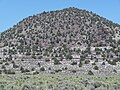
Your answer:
[0,7,120,75]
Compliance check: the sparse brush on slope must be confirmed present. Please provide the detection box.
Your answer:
[0,7,120,75]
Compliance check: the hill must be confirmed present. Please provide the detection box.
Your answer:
[0,7,120,75]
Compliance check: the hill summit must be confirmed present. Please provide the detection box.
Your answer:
[0,7,120,75]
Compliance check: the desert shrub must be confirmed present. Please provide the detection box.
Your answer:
[64,67,68,70]
[20,67,30,73]
[48,84,53,89]
[0,61,3,64]
[0,70,2,74]
[40,67,45,71]
[45,59,50,62]
[20,66,25,73]
[95,59,98,62]
[71,61,77,65]
[80,55,86,61]
[38,56,42,59]
[53,58,61,65]
[4,69,15,74]
[92,62,96,65]
[3,59,7,62]
[48,67,51,70]
[13,63,19,68]
[102,62,105,65]
[5,62,9,65]
[8,70,15,74]
[93,66,99,70]
[79,61,83,67]
[85,60,90,64]
[108,60,116,65]
[25,69,30,72]
[88,70,94,75]
[33,71,39,75]
[31,67,35,71]
[37,62,41,67]
[117,39,120,45]
[93,82,102,88]
[22,85,31,90]
[50,72,55,74]
[72,70,76,73]
[55,69,62,73]
[8,55,12,61]
[113,69,117,73]
[26,52,31,55]
[1,65,6,69]
[31,54,36,59]
[66,54,73,60]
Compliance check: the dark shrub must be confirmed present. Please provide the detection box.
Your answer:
[93,66,99,70]
[88,70,94,75]
[55,69,62,73]
[40,67,45,71]
[71,61,77,65]
[54,58,61,65]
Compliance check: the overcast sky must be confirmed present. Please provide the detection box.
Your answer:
[0,0,120,32]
